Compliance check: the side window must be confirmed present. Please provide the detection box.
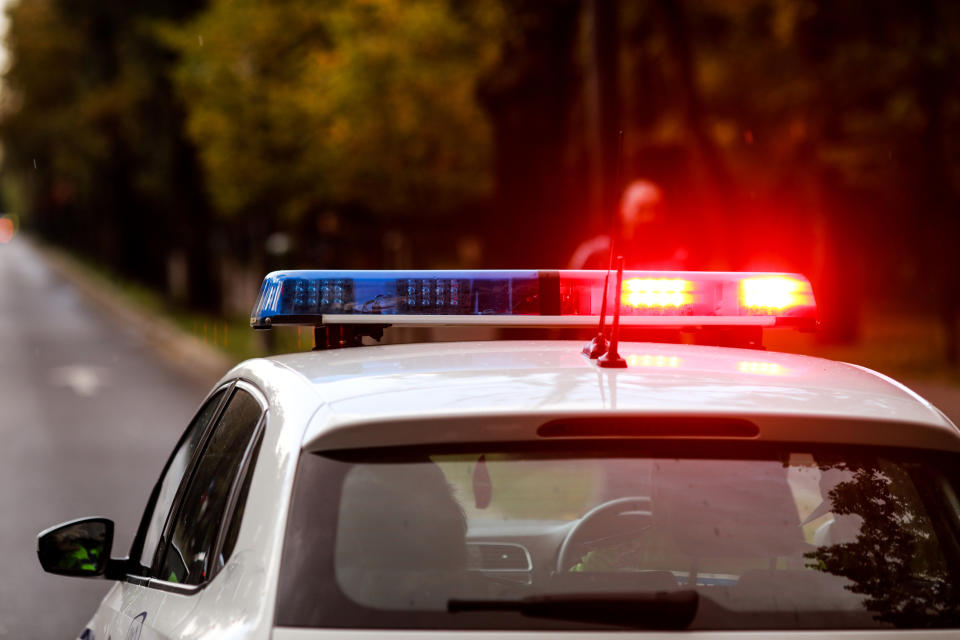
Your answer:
[135,387,229,572]
[220,430,264,562]
[157,387,264,585]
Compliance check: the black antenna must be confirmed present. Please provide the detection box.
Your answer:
[583,130,625,359]
[598,255,627,368]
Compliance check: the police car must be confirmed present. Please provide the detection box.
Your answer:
[38,268,960,638]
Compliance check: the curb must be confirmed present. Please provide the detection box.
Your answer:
[34,238,234,388]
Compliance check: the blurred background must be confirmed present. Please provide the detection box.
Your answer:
[1,2,960,636]
[3,0,960,372]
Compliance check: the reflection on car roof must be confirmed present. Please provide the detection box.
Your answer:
[244,340,959,450]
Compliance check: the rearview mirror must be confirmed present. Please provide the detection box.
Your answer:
[37,517,114,578]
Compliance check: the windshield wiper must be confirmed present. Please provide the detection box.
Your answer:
[448,590,698,629]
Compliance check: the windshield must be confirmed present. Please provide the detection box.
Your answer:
[277,441,960,630]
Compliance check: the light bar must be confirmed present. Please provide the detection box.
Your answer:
[251,270,817,331]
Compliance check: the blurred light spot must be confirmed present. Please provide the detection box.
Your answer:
[265,231,291,256]
[712,120,738,146]
[0,217,14,244]
[627,354,681,368]
[50,365,105,397]
[738,361,785,376]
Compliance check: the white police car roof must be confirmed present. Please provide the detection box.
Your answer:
[241,268,959,455]
[232,340,960,454]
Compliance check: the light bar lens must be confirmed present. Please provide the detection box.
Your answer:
[250,269,817,329]
[252,271,540,321]
[740,276,814,312]
[622,278,694,309]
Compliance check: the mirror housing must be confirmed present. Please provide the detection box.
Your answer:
[37,517,114,578]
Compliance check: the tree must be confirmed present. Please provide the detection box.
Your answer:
[478,0,583,268]
[165,0,504,268]
[807,460,960,627]
[1,0,219,308]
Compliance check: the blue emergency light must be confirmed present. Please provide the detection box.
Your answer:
[250,269,817,330]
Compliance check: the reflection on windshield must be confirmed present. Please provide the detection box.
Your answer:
[277,445,960,630]
[805,460,960,627]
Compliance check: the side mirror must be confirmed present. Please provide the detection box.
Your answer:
[37,517,114,578]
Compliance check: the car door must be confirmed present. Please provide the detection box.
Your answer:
[90,384,232,640]
[137,382,266,639]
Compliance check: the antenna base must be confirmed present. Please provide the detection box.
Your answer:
[598,255,628,369]
[582,334,608,358]
[597,351,627,368]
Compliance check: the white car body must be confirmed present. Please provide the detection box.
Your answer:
[75,339,960,639]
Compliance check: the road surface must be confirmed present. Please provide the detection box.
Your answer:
[0,238,210,638]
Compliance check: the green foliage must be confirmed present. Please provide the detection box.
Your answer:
[661,0,960,201]
[1,0,212,289]
[164,0,504,222]
[2,1,102,199]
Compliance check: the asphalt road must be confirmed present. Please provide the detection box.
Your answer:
[0,238,209,639]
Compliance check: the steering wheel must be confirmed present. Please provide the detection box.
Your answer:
[556,497,653,572]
